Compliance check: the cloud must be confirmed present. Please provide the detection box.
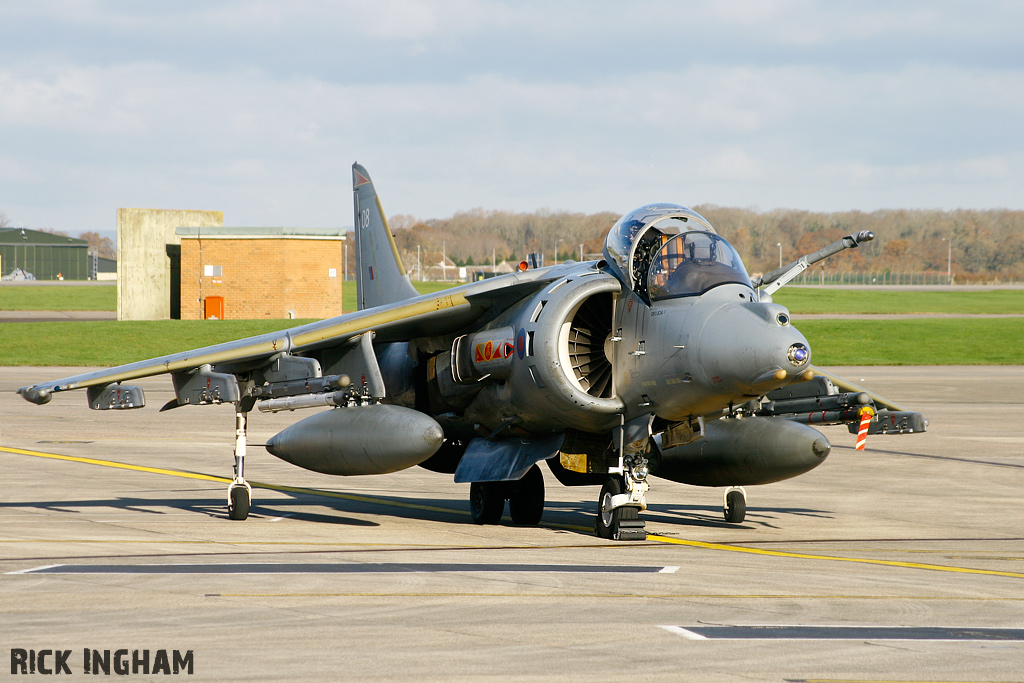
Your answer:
[1,1,1023,233]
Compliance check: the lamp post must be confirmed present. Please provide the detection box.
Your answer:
[941,238,952,284]
[553,238,562,266]
[777,243,782,269]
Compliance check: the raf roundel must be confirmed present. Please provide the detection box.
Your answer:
[516,328,527,360]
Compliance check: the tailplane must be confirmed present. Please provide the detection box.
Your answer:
[352,163,419,310]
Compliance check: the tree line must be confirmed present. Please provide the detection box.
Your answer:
[382,206,1024,282]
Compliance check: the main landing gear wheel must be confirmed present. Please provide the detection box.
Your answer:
[508,465,545,526]
[228,485,250,521]
[470,481,504,525]
[724,487,746,524]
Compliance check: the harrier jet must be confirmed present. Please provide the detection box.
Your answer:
[18,164,926,539]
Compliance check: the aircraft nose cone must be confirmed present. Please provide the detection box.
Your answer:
[696,302,811,394]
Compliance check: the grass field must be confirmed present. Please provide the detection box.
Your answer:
[0,320,319,367]
[0,281,457,313]
[771,288,1024,314]
[3,317,1022,367]
[4,282,1023,316]
[0,284,117,310]
[796,318,1024,365]
[341,280,459,312]
[3,281,1023,366]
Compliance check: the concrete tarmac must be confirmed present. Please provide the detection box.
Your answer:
[1,366,1023,681]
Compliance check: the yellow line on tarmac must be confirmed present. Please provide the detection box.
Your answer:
[209,593,1024,601]
[0,446,467,518]
[646,535,1024,580]
[4,445,1024,580]
[790,680,1005,683]
[0,446,231,483]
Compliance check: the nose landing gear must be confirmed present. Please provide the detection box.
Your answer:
[595,452,650,541]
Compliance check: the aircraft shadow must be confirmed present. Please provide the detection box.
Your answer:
[2,487,833,536]
[0,494,377,528]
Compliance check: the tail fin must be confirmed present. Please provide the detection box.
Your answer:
[352,163,419,311]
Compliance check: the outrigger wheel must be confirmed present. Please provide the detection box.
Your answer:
[724,487,746,524]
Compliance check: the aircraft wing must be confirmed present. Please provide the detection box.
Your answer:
[17,265,569,406]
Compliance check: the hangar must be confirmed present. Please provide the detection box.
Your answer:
[0,228,89,280]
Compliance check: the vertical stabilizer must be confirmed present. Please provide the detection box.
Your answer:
[353,163,419,310]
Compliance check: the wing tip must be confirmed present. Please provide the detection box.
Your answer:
[18,386,52,405]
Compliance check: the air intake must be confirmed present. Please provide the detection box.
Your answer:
[563,292,614,398]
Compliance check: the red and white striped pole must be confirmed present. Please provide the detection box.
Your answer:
[855,407,874,451]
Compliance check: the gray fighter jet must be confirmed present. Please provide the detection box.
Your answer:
[18,164,926,539]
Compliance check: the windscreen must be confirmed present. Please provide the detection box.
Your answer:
[647,232,752,300]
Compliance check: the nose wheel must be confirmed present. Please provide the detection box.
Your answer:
[595,477,646,541]
[724,486,747,523]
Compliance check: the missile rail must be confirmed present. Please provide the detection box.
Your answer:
[754,376,927,435]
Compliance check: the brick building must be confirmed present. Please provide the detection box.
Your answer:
[176,226,347,320]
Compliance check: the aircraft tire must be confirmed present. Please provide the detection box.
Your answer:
[724,489,746,523]
[595,477,623,539]
[469,482,504,525]
[508,465,545,526]
[228,486,250,521]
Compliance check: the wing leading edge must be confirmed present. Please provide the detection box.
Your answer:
[17,261,578,406]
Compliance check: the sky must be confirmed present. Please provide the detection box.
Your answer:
[2,1,1023,237]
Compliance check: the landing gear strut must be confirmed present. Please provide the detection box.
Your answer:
[227,408,252,520]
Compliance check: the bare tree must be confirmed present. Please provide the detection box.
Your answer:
[79,231,116,259]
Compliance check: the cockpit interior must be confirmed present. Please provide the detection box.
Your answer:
[602,204,752,303]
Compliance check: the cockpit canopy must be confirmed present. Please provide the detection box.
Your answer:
[602,203,752,302]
